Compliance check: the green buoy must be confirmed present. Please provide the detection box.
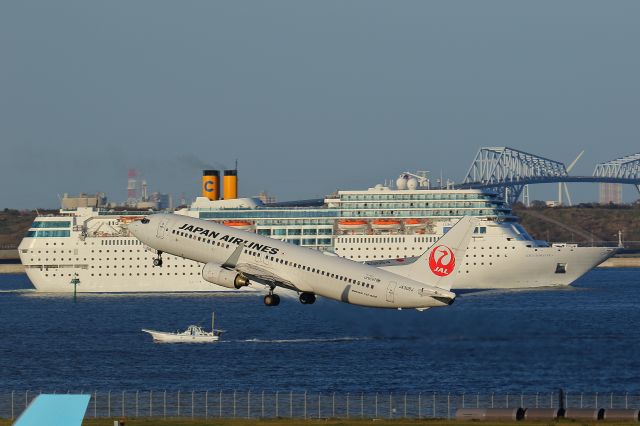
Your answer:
[70,273,80,302]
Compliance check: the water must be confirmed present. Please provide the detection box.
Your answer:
[1,270,639,393]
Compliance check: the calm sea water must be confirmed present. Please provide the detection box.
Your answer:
[1,269,639,393]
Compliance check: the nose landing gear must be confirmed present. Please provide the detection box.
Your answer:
[152,251,163,267]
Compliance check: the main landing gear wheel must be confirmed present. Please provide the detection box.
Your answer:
[152,251,163,267]
[299,292,316,305]
[263,294,281,306]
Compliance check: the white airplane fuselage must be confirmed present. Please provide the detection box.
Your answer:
[129,214,458,309]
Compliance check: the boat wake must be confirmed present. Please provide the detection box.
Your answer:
[235,337,373,344]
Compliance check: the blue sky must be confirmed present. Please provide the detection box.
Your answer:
[2,1,639,208]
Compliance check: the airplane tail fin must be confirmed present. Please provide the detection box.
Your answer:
[388,216,479,291]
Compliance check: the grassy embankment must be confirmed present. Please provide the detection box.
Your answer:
[513,204,640,247]
[0,209,36,248]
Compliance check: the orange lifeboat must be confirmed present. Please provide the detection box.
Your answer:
[119,216,143,224]
[223,220,253,231]
[337,220,368,231]
[371,219,401,230]
[405,218,427,227]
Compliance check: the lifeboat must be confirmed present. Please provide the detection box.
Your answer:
[337,220,368,231]
[119,216,143,224]
[223,221,253,231]
[404,219,424,227]
[371,219,401,230]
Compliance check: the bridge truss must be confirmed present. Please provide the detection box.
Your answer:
[593,153,640,193]
[459,148,640,204]
[461,147,568,204]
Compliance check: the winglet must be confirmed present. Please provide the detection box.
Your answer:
[221,244,245,269]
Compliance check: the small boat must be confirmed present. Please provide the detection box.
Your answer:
[223,220,253,230]
[142,313,223,343]
[371,219,401,230]
[337,220,368,231]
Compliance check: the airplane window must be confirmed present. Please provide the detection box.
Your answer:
[321,271,325,275]
[312,268,316,273]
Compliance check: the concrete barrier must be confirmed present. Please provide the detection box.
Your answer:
[603,409,640,421]
[523,408,560,420]
[456,408,524,421]
[564,408,604,420]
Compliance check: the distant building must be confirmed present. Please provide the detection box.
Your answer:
[61,193,107,210]
[599,183,622,204]
[150,192,172,210]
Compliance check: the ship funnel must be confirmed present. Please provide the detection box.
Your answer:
[202,170,220,201]
[223,169,238,200]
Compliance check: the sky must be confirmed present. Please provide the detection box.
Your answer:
[1,1,640,209]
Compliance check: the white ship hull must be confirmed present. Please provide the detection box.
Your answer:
[19,236,242,293]
[18,184,616,293]
[141,329,219,343]
[19,234,615,292]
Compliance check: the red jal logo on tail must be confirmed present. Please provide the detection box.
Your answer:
[428,245,455,277]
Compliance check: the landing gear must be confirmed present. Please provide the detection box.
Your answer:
[299,292,316,305]
[152,251,163,267]
[263,293,280,306]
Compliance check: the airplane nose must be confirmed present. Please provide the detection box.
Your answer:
[127,218,147,238]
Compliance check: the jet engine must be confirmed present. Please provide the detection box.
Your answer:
[201,263,249,289]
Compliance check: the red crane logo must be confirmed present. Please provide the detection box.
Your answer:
[428,245,455,277]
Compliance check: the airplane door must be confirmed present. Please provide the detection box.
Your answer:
[156,218,167,239]
[386,281,397,303]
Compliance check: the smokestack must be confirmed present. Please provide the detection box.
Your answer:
[202,170,220,201]
[223,169,238,200]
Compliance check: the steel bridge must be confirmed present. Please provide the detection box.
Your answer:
[458,147,640,204]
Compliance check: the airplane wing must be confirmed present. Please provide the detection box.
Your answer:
[234,262,315,293]
[220,244,314,293]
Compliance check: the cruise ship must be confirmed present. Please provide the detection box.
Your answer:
[18,171,617,293]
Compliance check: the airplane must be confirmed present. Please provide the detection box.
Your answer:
[128,214,479,310]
